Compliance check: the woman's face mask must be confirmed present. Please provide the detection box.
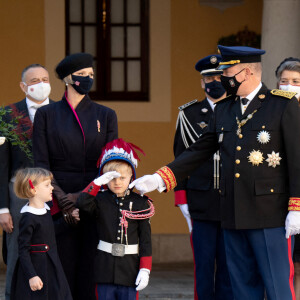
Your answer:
[71,75,94,95]
[279,84,300,100]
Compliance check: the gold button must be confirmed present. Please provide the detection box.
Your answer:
[235,173,240,178]
[262,125,265,129]
[219,190,221,194]
[236,146,241,151]
[235,159,240,164]
[270,189,274,193]
[239,134,243,139]
[221,127,224,131]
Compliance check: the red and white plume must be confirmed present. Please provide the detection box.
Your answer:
[97,138,145,170]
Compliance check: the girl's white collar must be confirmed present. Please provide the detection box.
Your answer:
[20,203,50,215]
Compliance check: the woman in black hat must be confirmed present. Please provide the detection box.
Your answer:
[32,53,118,300]
[276,57,300,300]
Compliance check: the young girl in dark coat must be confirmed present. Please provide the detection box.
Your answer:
[11,168,72,300]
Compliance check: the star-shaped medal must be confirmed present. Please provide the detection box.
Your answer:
[248,150,264,166]
[266,151,282,168]
[257,130,270,144]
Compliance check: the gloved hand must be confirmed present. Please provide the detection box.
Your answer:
[93,171,121,186]
[285,211,300,238]
[135,268,150,291]
[60,193,80,225]
[129,173,165,195]
[178,204,192,233]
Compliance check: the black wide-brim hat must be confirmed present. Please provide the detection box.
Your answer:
[55,52,94,79]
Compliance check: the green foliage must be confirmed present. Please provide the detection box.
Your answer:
[0,106,33,161]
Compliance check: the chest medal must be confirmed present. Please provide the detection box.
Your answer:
[266,151,282,168]
[257,130,270,144]
[248,150,264,166]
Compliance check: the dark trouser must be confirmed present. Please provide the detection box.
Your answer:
[95,283,137,300]
[192,220,233,300]
[224,227,295,300]
[5,182,27,300]
[53,212,98,300]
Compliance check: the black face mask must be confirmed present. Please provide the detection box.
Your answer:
[220,68,245,96]
[204,80,226,99]
[71,75,94,95]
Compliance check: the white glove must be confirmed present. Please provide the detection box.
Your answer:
[178,204,192,233]
[129,173,166,195]
[93,171,120,186]
[285,211,300,238]
[135,268,150,291]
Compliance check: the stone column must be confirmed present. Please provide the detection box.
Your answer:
[261,0,300,88]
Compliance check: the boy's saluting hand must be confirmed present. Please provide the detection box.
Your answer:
[93,171,121,186]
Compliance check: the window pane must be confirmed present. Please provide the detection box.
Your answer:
[69,0,82,22]
[127,0,140,23]
[127,61,141,91]
[84,26,97,56]
[90,60,97,92]
[111,61,124,91]
[111,27,124,57]
[127,27,140,57]
[110,0,124,23]
[84,0,97,23]
[70,26,82,53]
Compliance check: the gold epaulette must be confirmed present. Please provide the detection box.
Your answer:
[270,89,297,99]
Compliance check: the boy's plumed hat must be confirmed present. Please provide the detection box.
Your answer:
[97,138,145,179]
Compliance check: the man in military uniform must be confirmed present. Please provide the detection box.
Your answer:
[174,55,232,300]
[131,45,300,300]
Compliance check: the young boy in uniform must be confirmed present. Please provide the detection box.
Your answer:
[72,138,154,300]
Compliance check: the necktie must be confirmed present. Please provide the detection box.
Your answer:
[241,98,249,105]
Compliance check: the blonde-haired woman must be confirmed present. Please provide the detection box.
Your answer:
[33,53,118,300]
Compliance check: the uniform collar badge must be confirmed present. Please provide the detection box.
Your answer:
[266,151,282,168]
[248,150,264,166]
[198,122,207,129]
[257,130,270,144]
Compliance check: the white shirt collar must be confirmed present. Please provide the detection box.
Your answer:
[242,82,262,102]
[26,97,49,109]
[20,203,50,215]
[26,97,49,122]
[206,97,216,111]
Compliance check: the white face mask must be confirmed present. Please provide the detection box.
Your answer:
[279,84,300,99]
[24,82,51,101]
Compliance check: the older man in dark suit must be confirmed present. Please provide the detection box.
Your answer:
[0,64,53,300]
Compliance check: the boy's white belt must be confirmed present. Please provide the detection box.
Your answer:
[97,240,139,256]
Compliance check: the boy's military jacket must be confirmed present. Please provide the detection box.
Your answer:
[167,84,300,229]
[77,189,152,287]
[173,99,220,221]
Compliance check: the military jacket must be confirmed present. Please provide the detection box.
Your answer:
[77,189,152,287]
[173,99,220,221]
[168,84,300,229]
